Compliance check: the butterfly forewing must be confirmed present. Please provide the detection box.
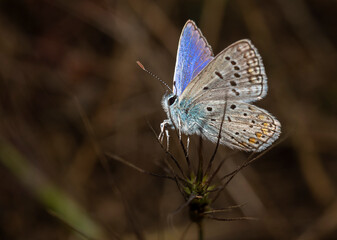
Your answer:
[173,20,214,96]
[180,40,267,103]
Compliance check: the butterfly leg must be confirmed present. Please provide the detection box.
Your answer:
[186,137,190,155]
[178,116,182,141]
[159,120,168,142]
[159,119,172,149]
[165,128,170,150]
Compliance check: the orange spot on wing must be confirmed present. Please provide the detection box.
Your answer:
[262,128,269,135]
[256,132,262,138]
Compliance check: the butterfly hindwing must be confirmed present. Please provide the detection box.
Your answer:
[173,20,214,96]
[180,39,267,103]
[193,100,281,151]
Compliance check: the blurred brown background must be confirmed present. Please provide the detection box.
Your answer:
[0,0,337,239]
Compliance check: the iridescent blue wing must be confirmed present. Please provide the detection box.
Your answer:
[173,20,214,96]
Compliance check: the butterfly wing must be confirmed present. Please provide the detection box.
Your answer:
[173,20,214,96]
[190,100,281,151]
[176,39,280,151]
[180,39,267,103]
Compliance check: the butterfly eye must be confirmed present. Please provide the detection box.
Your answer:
[168,95,177,106]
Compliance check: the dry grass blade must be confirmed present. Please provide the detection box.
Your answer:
[205,99,228,176]
[206,216,258,222]
[148,123,187,181]
[210,135,287,203]
[168,107,192,171]
[202,204,246,215]
[106,152,176,180]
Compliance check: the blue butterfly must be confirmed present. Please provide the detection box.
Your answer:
[160,20,281,152]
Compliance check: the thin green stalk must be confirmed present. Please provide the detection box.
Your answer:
[198,221,204,240]
[0,140,107,240]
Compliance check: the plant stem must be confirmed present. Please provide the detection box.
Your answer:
[198,221,204,240]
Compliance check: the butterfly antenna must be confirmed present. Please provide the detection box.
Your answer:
[136,61,172,92]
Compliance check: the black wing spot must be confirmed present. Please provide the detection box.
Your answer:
[215,71,224,79]
[207,107,212,111]
[231,61,237,65]
[230,81,237,86]
[251,120,256,124]
[234,73,241,78]
[227,116,232,122]
[243,113,247,116]
[225,56,230,60]
[203,86,209,90]
[211,118,216,121]
[232,89,240,96]
[230,104,236,110]
[250,125,253,128]
[234,66,240,70]
[235,132,239,135]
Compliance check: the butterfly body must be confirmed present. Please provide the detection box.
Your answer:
[162,93,205,135]
[161,20,281,152]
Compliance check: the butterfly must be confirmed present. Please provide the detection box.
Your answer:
[160,20,281,152]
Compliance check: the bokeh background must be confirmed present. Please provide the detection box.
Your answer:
[1,0,337,239]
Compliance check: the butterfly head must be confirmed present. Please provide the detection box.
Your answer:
[161,92,178,113]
